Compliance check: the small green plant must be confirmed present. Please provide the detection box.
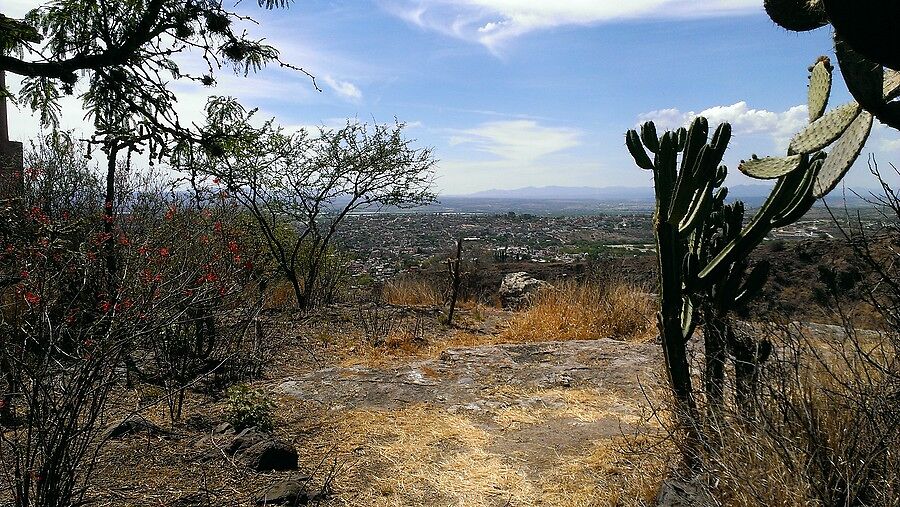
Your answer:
[224,385,275,432]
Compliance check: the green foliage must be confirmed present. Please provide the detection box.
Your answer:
[1,0,310,161]
[177,97,435,310]
[224,384,275,432]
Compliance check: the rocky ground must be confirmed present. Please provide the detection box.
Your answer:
[73,305,671,507]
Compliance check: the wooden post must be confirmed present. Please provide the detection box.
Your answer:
[446,238,463,326]
[0,70,24,200]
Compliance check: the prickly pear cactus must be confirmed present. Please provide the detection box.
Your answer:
[765,0,900,129]
[739,56,875,198]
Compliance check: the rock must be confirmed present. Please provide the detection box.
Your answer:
[102,414,163,440]
[239,439,299,471]
[255,477,312,505]
[226,427,267,454]
[221,427,299,471]
[213,421,235,435]
[498,272,552,310]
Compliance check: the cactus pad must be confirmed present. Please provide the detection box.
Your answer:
[836,35,886,109]
[814,110,873,197]
[765,0,828,32]
[789,102,861,154]
[808,57,833,122]
[884,70,900,100]
[739,154,804,179]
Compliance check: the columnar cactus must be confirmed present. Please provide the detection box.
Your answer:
[624,58,863,421]
[765,0,900,129]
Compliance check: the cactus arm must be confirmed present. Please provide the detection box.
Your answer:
[626,129,654,170]
[678,181,715,235]
[772,157,823,227]
[680,117,709,176]
[813,110,874,197]
[789,102,861,154]
[641,122,661,154]
[734,261,771,306]
[654,132,679,215]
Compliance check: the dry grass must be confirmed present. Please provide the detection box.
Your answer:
[502,280,655,342]
[294,388,671,506]
[674,325,900,506]
[382,278,444,306]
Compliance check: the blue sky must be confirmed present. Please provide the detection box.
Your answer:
[7,0,900,194]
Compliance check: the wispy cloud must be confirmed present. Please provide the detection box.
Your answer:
[321,75,363,102]
[382,0,761,52]
[449,120,581,162]
[637,101,807,150]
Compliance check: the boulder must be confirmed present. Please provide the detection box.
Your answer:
[499,272,551,309]
[239,439,299,471]
[255,477,313,505]
[102,414,164,440]
[219,427,298,471]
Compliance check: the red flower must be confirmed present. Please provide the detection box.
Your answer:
[227,240,239,254]
[213,177,221,185]
[20,270,29,279]
[213,221,223,233]
[100,301,113,313]
[158,247,170,258]
[24,292,40,305]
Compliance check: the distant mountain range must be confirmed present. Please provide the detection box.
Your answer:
[453,185,780,201]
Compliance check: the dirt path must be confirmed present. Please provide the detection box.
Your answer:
[278,338,667,506]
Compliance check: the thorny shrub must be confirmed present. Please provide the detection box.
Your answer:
[0,135,267,507]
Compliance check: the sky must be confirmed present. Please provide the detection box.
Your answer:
[5,0,900,195]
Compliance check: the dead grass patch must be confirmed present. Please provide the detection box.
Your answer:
[382,278,444,306]
[299,396,669,507]
[502,280,655,343]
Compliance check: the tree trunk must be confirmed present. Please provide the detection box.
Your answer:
[703,314,728,413]
[103,142,120,287]
[446,238,463,326]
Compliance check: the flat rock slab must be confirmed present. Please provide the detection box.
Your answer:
[278,338,660,426]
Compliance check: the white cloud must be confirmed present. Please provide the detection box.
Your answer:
[321,75,363,102]
[637,101,808,150]
[449,119,581,162]
[383,0,760,51]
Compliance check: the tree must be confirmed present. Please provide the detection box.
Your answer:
[180,97,436,309]
[1,0,315,286]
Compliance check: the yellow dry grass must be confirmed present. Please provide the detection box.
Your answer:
[502,280,656,343]
[294,383,671,507]
[382,278,444,306]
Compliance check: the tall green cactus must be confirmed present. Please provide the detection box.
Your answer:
[624,58,866,426]
[765,0,900,130]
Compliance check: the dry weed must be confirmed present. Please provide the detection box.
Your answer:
[382,278,444,306]
[502,280,655,342]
